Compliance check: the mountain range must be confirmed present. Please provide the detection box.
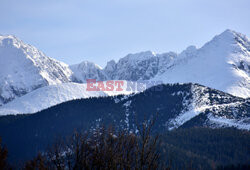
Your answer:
[0,29,249,123]
[0,29,250,164]
[0,29,249,109]
[72,29,250,98]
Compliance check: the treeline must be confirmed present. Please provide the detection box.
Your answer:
[26,117,166,170]
[160,128,250,169]
[1,126,250,169]
[1,119,169,169]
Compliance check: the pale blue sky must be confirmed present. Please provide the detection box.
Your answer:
[0,0,249,67]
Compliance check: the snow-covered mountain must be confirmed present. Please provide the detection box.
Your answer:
[0,29,249,113]
[153,30,250,98]
[165,83,250,130]
[0,35,73,105]
[101,29,250,98]
[68,29,249,98]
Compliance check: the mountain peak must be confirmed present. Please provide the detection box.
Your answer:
[210,29,237,44]
[76,60,102,70]
[0,35,73,105]
[199,29,249,55]
[214,29,249,45]
[70,61,108,82]
[153,30,250,98]
[0,34,23,48]
[222,28,236,34]
[0,34,16,39]
[124,50,156,61]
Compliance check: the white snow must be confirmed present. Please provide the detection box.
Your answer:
[123,100,132,107]
[153,29,250,98]
[208,113,250,130]
[0,81,136,115]
[0,83,107,115]
[167,86,201,130]
[123,100,132,130]
[167,84,249,130]
[168,109,199,130]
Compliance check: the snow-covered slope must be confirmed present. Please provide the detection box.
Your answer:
[0,35,73,105]
[0,83,106,115]
[153,29,250,98]
[166,84,250,130]
[0,81,136,115]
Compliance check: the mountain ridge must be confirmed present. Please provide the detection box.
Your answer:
[70,29,249,97]
[0,29,249,110]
